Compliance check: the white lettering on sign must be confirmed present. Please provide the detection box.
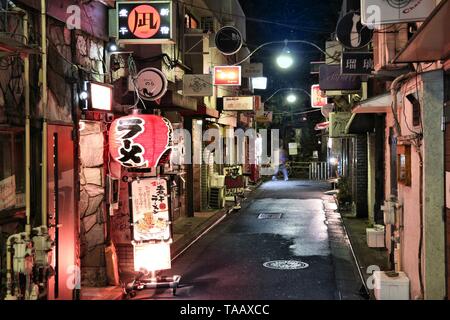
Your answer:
[66,5,81,30]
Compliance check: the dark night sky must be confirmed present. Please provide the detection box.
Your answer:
[238,0,342,109]
[238,0,342,156]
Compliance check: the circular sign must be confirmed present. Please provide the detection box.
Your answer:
[263,260,309,270]
[386,0,411,9]
[215,26,243,56]
[336,12,373,50]
[135,68,168,101]
[128,5,161,39]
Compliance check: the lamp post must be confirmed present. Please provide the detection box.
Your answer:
[233,39,339,68]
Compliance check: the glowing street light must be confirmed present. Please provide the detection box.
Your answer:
[276,41,294,69]
[286,94,297,103]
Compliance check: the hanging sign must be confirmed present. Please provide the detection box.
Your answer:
[311,84,328,108]
[182,74,213,96]
[341,52,374,75]
[109,114,173,168]
[242,63,263,78]
[256,111,273,123]
[132,67,168,101]
[215,26,243,56]
[213,66,241,86]
[116,1,175,44]
[223,96,255,111]
[361,0,437,26]
[131,178,171,242]
[319,65,361,91]
[336,12,373,49]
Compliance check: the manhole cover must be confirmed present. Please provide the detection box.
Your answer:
[258,213,283,219]
[263,260,309,270]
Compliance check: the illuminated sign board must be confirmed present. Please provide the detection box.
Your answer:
[116,1,175,44]
[311,84,328,108]
[90,83,113,111]
[213,66,241,86]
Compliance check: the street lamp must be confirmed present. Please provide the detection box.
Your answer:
[276,40,294,69]
[233,39,338,68]
[286,94,297,104]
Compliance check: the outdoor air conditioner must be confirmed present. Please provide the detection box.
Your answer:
[373,271,410,300]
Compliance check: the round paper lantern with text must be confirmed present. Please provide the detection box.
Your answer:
[109,114,173,168]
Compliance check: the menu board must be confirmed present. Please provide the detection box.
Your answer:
[131,178,171,242]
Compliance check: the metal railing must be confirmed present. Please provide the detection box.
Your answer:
[309,162,329,181]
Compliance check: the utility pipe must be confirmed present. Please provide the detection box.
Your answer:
[9,2,31,237]
[41,0,48,227]
[5,233,22,299]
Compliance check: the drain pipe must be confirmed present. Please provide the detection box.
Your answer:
[9,1,31,237]
[40,0,48,227]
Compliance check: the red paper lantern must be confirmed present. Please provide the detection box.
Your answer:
[109,113,173,168]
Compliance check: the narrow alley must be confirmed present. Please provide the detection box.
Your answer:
[128,180,364,300]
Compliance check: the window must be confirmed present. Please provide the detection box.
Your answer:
[0,130,25,211]
[185,12,199,29]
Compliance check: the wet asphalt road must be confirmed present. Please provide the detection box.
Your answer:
[134,180,361,300]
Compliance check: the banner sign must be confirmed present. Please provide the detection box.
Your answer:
[117,1,175,44]
[131,178,171,242]
[183,74,213,96]
[319,64,361,91]
[341,52,374,75]
[0,175,16,211]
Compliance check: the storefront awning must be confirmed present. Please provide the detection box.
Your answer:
[394,0,450,63]
[352,93,392,114]
[315,121,329,131]
[345,113,376,135]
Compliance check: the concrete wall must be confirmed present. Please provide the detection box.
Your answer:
[384,71,446,300]
[422,70,445,300]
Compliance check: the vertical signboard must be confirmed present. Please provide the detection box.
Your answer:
[117,1,175,44]
[311,84,328,108]
[131,178,171,242]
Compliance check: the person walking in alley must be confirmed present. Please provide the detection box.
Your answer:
[272,147,289,181]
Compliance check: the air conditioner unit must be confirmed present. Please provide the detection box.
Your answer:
[373,24,409,72]
[373,271,410,300]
